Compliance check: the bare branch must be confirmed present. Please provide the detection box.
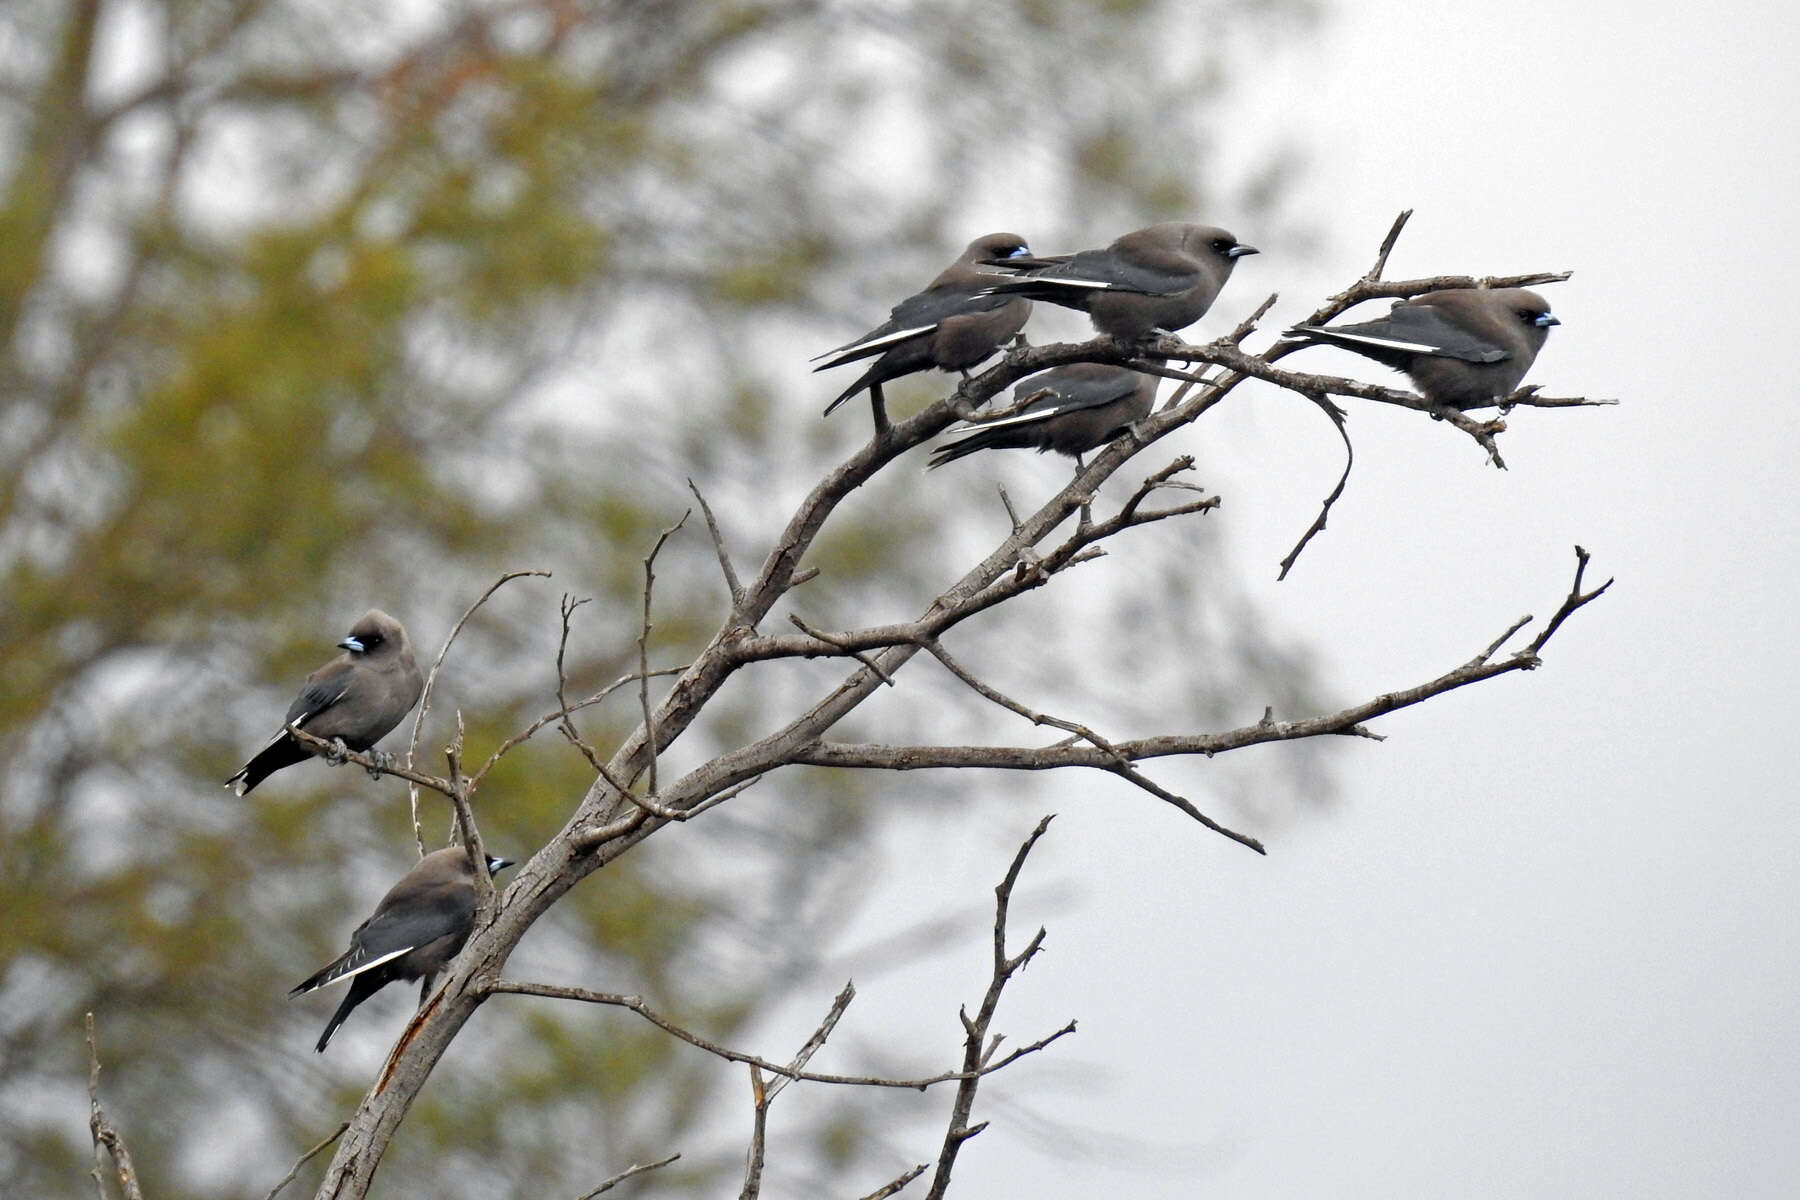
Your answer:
[1524,545,1613,656]
[286,727,456,797]
[1369,209,1412,280]
[860,1163,929,1200]
[791,614,897,686]
[469,664,688,789]
[263,1123,348,1200]
[742,982,857,1199]
[482,980,1073,1090]
[86,1014,145,1200]
[638,513,691,800]
[1277,393,1355,580]
[925,815,1063,1200]
[919,637,1262,851]
[406,570,550,854]
[796,551,1611,789]
[689,477,746,614]
[573,1153,680,1199]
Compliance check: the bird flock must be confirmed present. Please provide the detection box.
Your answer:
[241,219,1560,1052]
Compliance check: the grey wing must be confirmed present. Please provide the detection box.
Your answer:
[1038,247,1195,297]
[1342,304,1511,363]
[294,890,474,993]
[283,658,354,727]
[813,286,1016,368]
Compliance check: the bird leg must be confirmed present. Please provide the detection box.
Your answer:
[868,381,890,436]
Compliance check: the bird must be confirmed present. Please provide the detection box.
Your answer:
[291,847,515,1053]
[975,222,1257,341]
[1282,288,1560,409]
[812,232,1035,427]
[928,363,1157,470]
[225,609,424,795]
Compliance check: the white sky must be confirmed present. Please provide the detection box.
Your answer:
[741,4,1800,1196]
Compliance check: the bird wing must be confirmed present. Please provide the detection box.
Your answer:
[953,373,1139,435]
[282,658,354,728]
[1298,304,1511,364]
[1014,246,1195,297]
[811,287,1018,369]
[289,886,475,995]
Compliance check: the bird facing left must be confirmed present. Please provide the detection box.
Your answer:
[225,609,425,795]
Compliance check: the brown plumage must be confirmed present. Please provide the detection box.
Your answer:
[1283,287,1559,409]
[978,222,1257,341]
[226,609,423,795]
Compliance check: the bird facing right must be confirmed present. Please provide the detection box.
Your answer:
[1282,287,1560,410]
[976,222,1258,341]
[291,847,515,1053]
[225,609,424,796]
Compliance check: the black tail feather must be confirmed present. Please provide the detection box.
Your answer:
[226,733,310,795]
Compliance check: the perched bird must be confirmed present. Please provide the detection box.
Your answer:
[977,222,1257,341]
[929,363,1157,470]
[226,609,424,795]
[813,232,1035,425]
[291,847,515,1053]
[1282,288,1560,409]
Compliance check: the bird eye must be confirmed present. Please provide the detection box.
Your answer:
[1211,238,1234,253]
[361,633,384,648]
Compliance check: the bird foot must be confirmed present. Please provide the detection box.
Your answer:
[365,749,393,779]
[325,737,350,766]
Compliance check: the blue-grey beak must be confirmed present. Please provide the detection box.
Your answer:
[486,855,515,874]
[1536,313,1561,327]
[337,636,365,653]
[1226,243,1259,258]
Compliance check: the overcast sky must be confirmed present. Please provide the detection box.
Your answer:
[719,5,1800,1196]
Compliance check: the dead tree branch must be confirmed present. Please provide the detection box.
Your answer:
[86,1014,145,1200]
[925,815,1062,1200]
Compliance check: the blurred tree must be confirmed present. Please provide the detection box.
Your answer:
[0,0,1322,1195]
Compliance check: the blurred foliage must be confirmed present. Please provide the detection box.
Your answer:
[0,0,1321,1195]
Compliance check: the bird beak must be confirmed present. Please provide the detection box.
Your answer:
[487,856,516,874]
[337,636,365,653]
[1226,243,1259,258]
[1536,313,1561,327]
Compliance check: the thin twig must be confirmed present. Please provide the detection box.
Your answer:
[573,1153,681,1199]
[406,569,550,857]
[1523,545,1613,656]
[791,614,896,686]
[469,664,688,790]
[742,982,857,1200]
[261,1122,348,1200]
[86,1014,145,1200]
[444,712,493,909]
[920,636,1262,851]
[1369,209,1412,280]
[638,513,691,800]
[689,478,746,614]
[859,1163,930,1200]
[483,980,1073,1090]
[1276,392,1355,580]
[925,815,1063,1200]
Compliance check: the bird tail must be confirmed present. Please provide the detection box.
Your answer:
[821,363,884,416]
[312,976,378,1053]
[928,426,1031,469]
[225,733,310,796]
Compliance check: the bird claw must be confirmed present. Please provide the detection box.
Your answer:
[325,737,350,766]
[365,749,392,779]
